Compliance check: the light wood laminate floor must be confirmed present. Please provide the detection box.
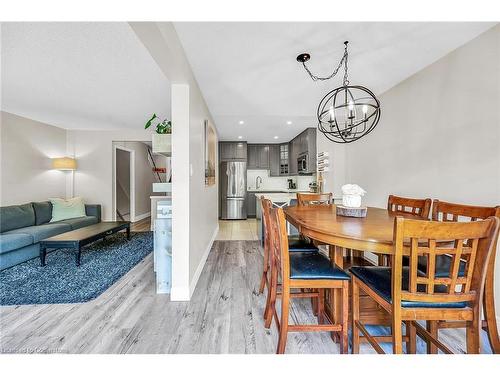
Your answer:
[0,240,479,354]
[216,219,258,241]
[130,217,152,232]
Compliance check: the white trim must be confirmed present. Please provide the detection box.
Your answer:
[134,211,151,222]
[189,224,219,298]
[112,145,136,222]
[170,286,190,301]
[171,84,190,303]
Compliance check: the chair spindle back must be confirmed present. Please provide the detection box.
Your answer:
[297,193,333,207]
[432,200,500,223]
[392,217,499,306]
[261,198,274,270]
[268,207,290,282]
[388,194,431,218]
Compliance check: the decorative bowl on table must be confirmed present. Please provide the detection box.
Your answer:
[337,184,367,217]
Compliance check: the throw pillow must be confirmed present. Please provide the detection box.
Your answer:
[49,197,86,222]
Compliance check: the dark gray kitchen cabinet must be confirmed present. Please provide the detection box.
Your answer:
[247,144,259,168]
[219,141,247,161]
[248,144,270,169]
[289,138,299,175]
[234,142,247,159]
[269,144,280,177]
[279,143,289,176]
[259,145,270,169]
[247,191,257,217]
[298,132,307,154]
[305,128,317,173]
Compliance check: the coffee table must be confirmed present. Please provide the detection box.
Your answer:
[39,221,131,266]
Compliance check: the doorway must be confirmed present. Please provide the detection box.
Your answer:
[114,146,135,222]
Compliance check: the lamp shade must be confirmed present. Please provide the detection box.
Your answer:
[52,157,77,170]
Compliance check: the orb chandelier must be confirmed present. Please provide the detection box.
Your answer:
[297,41,381,143]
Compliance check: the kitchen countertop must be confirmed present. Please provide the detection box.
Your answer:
[247,189,310,193]
[254,191,316,203]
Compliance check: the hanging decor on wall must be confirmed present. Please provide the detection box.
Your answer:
[297,41,381,143]
[204,120,217,186]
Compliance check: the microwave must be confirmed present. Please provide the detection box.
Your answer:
[297,153,309,174]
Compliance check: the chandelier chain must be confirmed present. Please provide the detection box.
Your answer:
[301,43,349,85]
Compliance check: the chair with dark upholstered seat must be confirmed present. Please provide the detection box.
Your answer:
[259,199,320,328]
[267,207,350,354]
[351,216,499,354]
[426,200,500,353]
[378,195,432,266]
[259,199,318,293]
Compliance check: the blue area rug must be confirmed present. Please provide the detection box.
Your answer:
[0,231,153,306]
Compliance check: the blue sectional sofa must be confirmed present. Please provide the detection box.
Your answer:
[0,201,101,270]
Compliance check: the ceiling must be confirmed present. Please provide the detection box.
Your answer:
[174,22,496,143]
[1,22,170,130]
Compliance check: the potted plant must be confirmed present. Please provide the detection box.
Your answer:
[145,113,172,153]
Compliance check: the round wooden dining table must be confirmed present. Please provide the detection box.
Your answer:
[284,204,499,353]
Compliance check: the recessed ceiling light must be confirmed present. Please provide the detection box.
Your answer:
[286,121,292,125]
[239,120,244,125]
[238,135,243,139]
[274,136,279,139]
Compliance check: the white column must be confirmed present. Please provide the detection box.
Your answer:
[170,83,191,301]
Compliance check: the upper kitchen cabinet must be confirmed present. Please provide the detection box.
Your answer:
[244,128,316,174]
[269,144,280,176]
[219,141,247,161]
[288,127,316,175]
[259,145,270,169]
[248,144,270,169]
[247,144,258,168]
[289,137,299,175]
[305,128,317,173]
[279,143,289,176]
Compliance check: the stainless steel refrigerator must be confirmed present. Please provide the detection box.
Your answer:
[220,161,247,219]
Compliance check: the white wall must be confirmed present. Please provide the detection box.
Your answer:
[325,26,500,318]
[187,82,219,295]
[131,22,219,300]
[0,111,68,205]
[66,129,154,221]
[314,132,348,198]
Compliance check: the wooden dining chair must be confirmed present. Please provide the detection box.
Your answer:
[426,200,500,353]
[295,193,334,307]
[387,195,432,217]
[379,195,432,266]
[350,216,499,354]
[297,192,333,206]
[259,198,319,326]
[267,206,350,354]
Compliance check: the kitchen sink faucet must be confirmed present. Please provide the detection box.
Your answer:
[256,176,263,190]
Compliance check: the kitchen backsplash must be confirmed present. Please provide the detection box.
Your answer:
[247,169,315,191]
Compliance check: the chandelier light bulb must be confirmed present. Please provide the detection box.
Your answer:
[348,100,356,120]
[328,105,335,122]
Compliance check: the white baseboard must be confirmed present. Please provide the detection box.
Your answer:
[133,212,151,222]
[189,224,219,298]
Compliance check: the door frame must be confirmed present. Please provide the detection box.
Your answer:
[113,145,136,222]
